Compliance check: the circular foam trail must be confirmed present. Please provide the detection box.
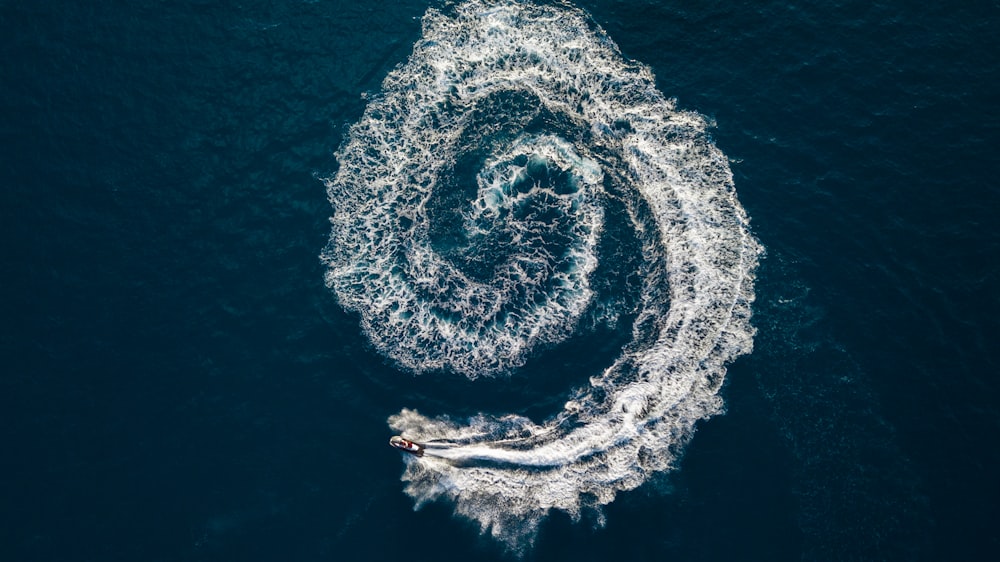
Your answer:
[322,0,762,551]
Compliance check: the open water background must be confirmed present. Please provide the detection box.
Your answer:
[3,0,998,560]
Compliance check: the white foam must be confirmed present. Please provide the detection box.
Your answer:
[322,0,762,552]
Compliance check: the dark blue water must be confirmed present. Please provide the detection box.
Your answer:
[3,1,997,560]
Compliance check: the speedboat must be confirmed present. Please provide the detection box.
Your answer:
[389,435,424,457]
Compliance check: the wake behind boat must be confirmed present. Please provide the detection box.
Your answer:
[389,435,424,457]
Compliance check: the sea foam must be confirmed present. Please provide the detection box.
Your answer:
[322,0,762,552]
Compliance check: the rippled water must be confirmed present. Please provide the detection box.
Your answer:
[3,0,998,560]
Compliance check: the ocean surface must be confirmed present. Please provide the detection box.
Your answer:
[3,0,998,560]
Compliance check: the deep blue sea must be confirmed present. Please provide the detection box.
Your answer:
[3,1,998,560]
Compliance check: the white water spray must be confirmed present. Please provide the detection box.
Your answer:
[322,0,762,552]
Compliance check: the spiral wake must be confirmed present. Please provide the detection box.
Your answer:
[322,0,761,551]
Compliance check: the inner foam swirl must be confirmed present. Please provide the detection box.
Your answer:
[322,0,762,551]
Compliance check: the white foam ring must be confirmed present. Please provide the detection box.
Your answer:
[322,0,762,552]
